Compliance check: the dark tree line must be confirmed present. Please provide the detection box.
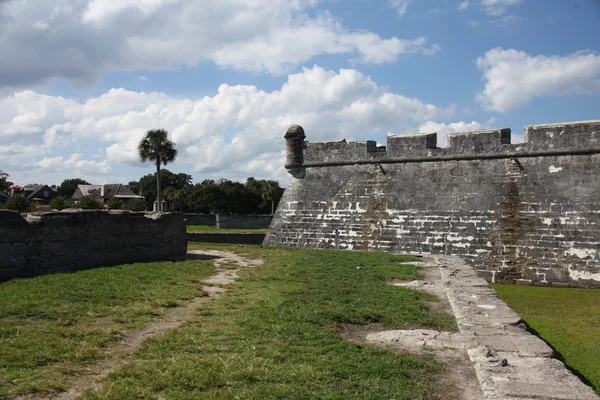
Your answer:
[1,168,284,214]
[128,170,284,214]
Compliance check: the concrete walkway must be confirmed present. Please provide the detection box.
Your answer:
[368,254,599,400]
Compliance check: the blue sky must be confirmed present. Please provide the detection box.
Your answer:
[1,0,599,187]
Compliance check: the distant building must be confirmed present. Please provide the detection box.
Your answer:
[72,184,145,206]
[7,185,24,196]
[23,185,58,204]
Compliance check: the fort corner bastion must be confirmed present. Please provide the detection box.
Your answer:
[264,121,600,288]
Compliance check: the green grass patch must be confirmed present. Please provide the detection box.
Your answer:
[492,284,600,394]
[186,225,268,234]
[85,244,455,399]
[0,259,215,398]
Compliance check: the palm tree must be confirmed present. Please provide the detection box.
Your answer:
[138,129,177,212]
[262,180,282,215]
[0,170,12,192]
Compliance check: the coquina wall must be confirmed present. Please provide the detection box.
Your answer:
[0,210,188,281]
[264,121,600,287]
[216,214,272,229]
[182,214,272,228]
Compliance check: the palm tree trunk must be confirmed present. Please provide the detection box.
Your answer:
[271,199,275,215]
[156,162,161,212]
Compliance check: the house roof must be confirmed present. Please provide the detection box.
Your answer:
[23,185,55,200]
[73,184,144,200]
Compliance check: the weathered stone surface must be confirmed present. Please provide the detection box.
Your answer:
[265,120,600,287]
[367,254,597,399]
[0,210,188,281]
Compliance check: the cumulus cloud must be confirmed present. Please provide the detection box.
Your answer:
[418,120,485,147]
[35,153,111,174]
[480,0,520,16]
[389,0,410,17]
[457,1,470,11]
[1,66,456,184]
[0,0,438,90]
[476,48,600,113]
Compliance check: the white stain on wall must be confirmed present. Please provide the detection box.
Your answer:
[549,165,563,173]
[541,218,552,226]
[568,266,600,282]
[565,247,597,259]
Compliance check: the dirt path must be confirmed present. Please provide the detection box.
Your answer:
[18,250,262,400]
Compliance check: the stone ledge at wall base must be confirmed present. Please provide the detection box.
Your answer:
[0,209,188,282]
[267,120,600,288]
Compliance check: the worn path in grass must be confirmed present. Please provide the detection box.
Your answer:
[16,250,263,400]
[76,244,456,399]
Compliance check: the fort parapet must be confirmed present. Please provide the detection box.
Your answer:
[0,210,188,281]
[265,120,600,287]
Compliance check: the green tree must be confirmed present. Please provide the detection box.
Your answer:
[138,129,178,212]
[49,196,70,210]
[79,195,101,209]
[262,180,283,214]
[3,194,32,212]
[106,196,122,209]
[122,198,147,211]
[58,178,90,198]
[129,169,191,209]
[0,171,13,192]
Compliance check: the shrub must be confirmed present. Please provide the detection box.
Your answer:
[78,195,101,209]
[106,196,122,209]
[48,196,70,211]
[3,194,33,212]
[122,198,147,211]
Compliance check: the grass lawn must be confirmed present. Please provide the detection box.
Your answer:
[84,244,455,399]
[0,243,455,399]
[0,259,215,398]
[186,225,268,234]
[492,283,600,395]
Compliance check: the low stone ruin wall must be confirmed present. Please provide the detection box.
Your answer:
[0,210,188,281]
[182,214,272,229]
[216,214,272,229]
[188,233,266,245]
[183,213,216,226]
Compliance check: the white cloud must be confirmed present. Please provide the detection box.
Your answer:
[36,153,111,174]
[458,1,470,11]
[1,66,456,185]
[476,48,600,113]
[389,0,410,17]
[418,120,485,147]
[0,0,438,90]
[494,14,522,26]
[480,0,520,16]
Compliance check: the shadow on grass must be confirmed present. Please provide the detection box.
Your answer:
[185,253,222,261]
[520,319,597,392]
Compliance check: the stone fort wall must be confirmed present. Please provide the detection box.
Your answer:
[0,210,188,281]
[264,121,600,287]
[182,213,272,229]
